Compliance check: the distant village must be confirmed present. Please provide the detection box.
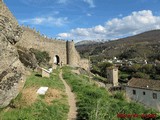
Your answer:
[104,57,148,66]
[100,57,160,112]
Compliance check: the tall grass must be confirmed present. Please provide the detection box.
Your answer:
[62,66,158,120]
[0,69,69,120]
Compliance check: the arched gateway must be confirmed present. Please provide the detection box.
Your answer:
[54,55,60,65]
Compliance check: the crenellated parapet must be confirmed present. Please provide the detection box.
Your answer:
[16,27,88,69]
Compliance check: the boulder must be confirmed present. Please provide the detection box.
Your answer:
[0,2,26,108]
[17,46,38,70]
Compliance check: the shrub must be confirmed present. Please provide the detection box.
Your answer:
[98,62,113,77]
[119,49,137,59]
[141,64,155,74]
[133,72,150,79]
[30,48,50,67]
[112,91,125,100]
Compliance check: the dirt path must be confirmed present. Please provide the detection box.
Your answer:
[59,70,77,120]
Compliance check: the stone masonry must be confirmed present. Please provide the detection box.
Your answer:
[16,27,89,70]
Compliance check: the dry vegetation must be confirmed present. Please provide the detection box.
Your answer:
[44,88,62,105]
[21,87,38,106]
[0,69,69,120]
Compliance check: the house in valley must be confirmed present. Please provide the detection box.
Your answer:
[126,78,160,111]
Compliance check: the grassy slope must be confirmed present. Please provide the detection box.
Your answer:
[0,69,69,120]
[62,66,158,120]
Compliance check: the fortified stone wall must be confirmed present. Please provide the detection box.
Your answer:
[17,27,68,65]
[16,27,89,69]
[79,59,90,71]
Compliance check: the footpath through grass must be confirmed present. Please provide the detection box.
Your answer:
[62,66,158,120]
[0,69,69,120]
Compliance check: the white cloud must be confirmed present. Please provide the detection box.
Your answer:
[83,0,95,8]
[57,10,160,41]
[105,10,160,36]
[19,16,68,27]
[58,33,71,38]
[87,13,92,16]
[118,14,123,17]
[93,25,106,33]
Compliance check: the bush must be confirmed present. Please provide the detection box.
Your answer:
[141,64,155,74]
[30,48,50,67]
[98,62,113,77]
[112,91,125,100]
[119,71,131,80]
[133,72,150,79]
[119,49,137,59]
[128,64,141,73]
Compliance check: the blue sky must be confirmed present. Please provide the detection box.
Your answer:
[4,0,160,42]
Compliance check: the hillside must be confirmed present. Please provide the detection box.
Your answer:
[76,30,160,61]
[0,69,69,120]
[75,40,100,46]
[1,66,158,119]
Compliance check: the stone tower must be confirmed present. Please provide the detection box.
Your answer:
[66,40,76,66]
[107,67,119,86]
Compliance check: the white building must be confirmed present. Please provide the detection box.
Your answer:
[126,78,160,111]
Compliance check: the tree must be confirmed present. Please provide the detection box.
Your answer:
[119,49,137,59]
[141,64,155,74]
[98,62,113,77]
[133,72,150,79]
[128,64,141,73]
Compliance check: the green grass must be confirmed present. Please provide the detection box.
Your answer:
[92,74,107,83]
[24,69,64,91]
[0,69,69,120]
[119,71,130,80]
[62,66,158,120]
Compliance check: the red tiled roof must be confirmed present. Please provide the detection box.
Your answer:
[127,78,160,91]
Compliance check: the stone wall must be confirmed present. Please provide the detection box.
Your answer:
[17,27,68,65]
[16,27,89,70]
[79,59,90,71]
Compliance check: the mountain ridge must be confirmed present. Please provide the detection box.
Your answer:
[76,29,160,60]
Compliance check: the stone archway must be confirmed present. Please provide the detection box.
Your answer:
[54,55,60,65]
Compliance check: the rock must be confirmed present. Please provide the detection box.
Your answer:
[37,87,48,95]
[0,2,26,108]
[17,46,38,70]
